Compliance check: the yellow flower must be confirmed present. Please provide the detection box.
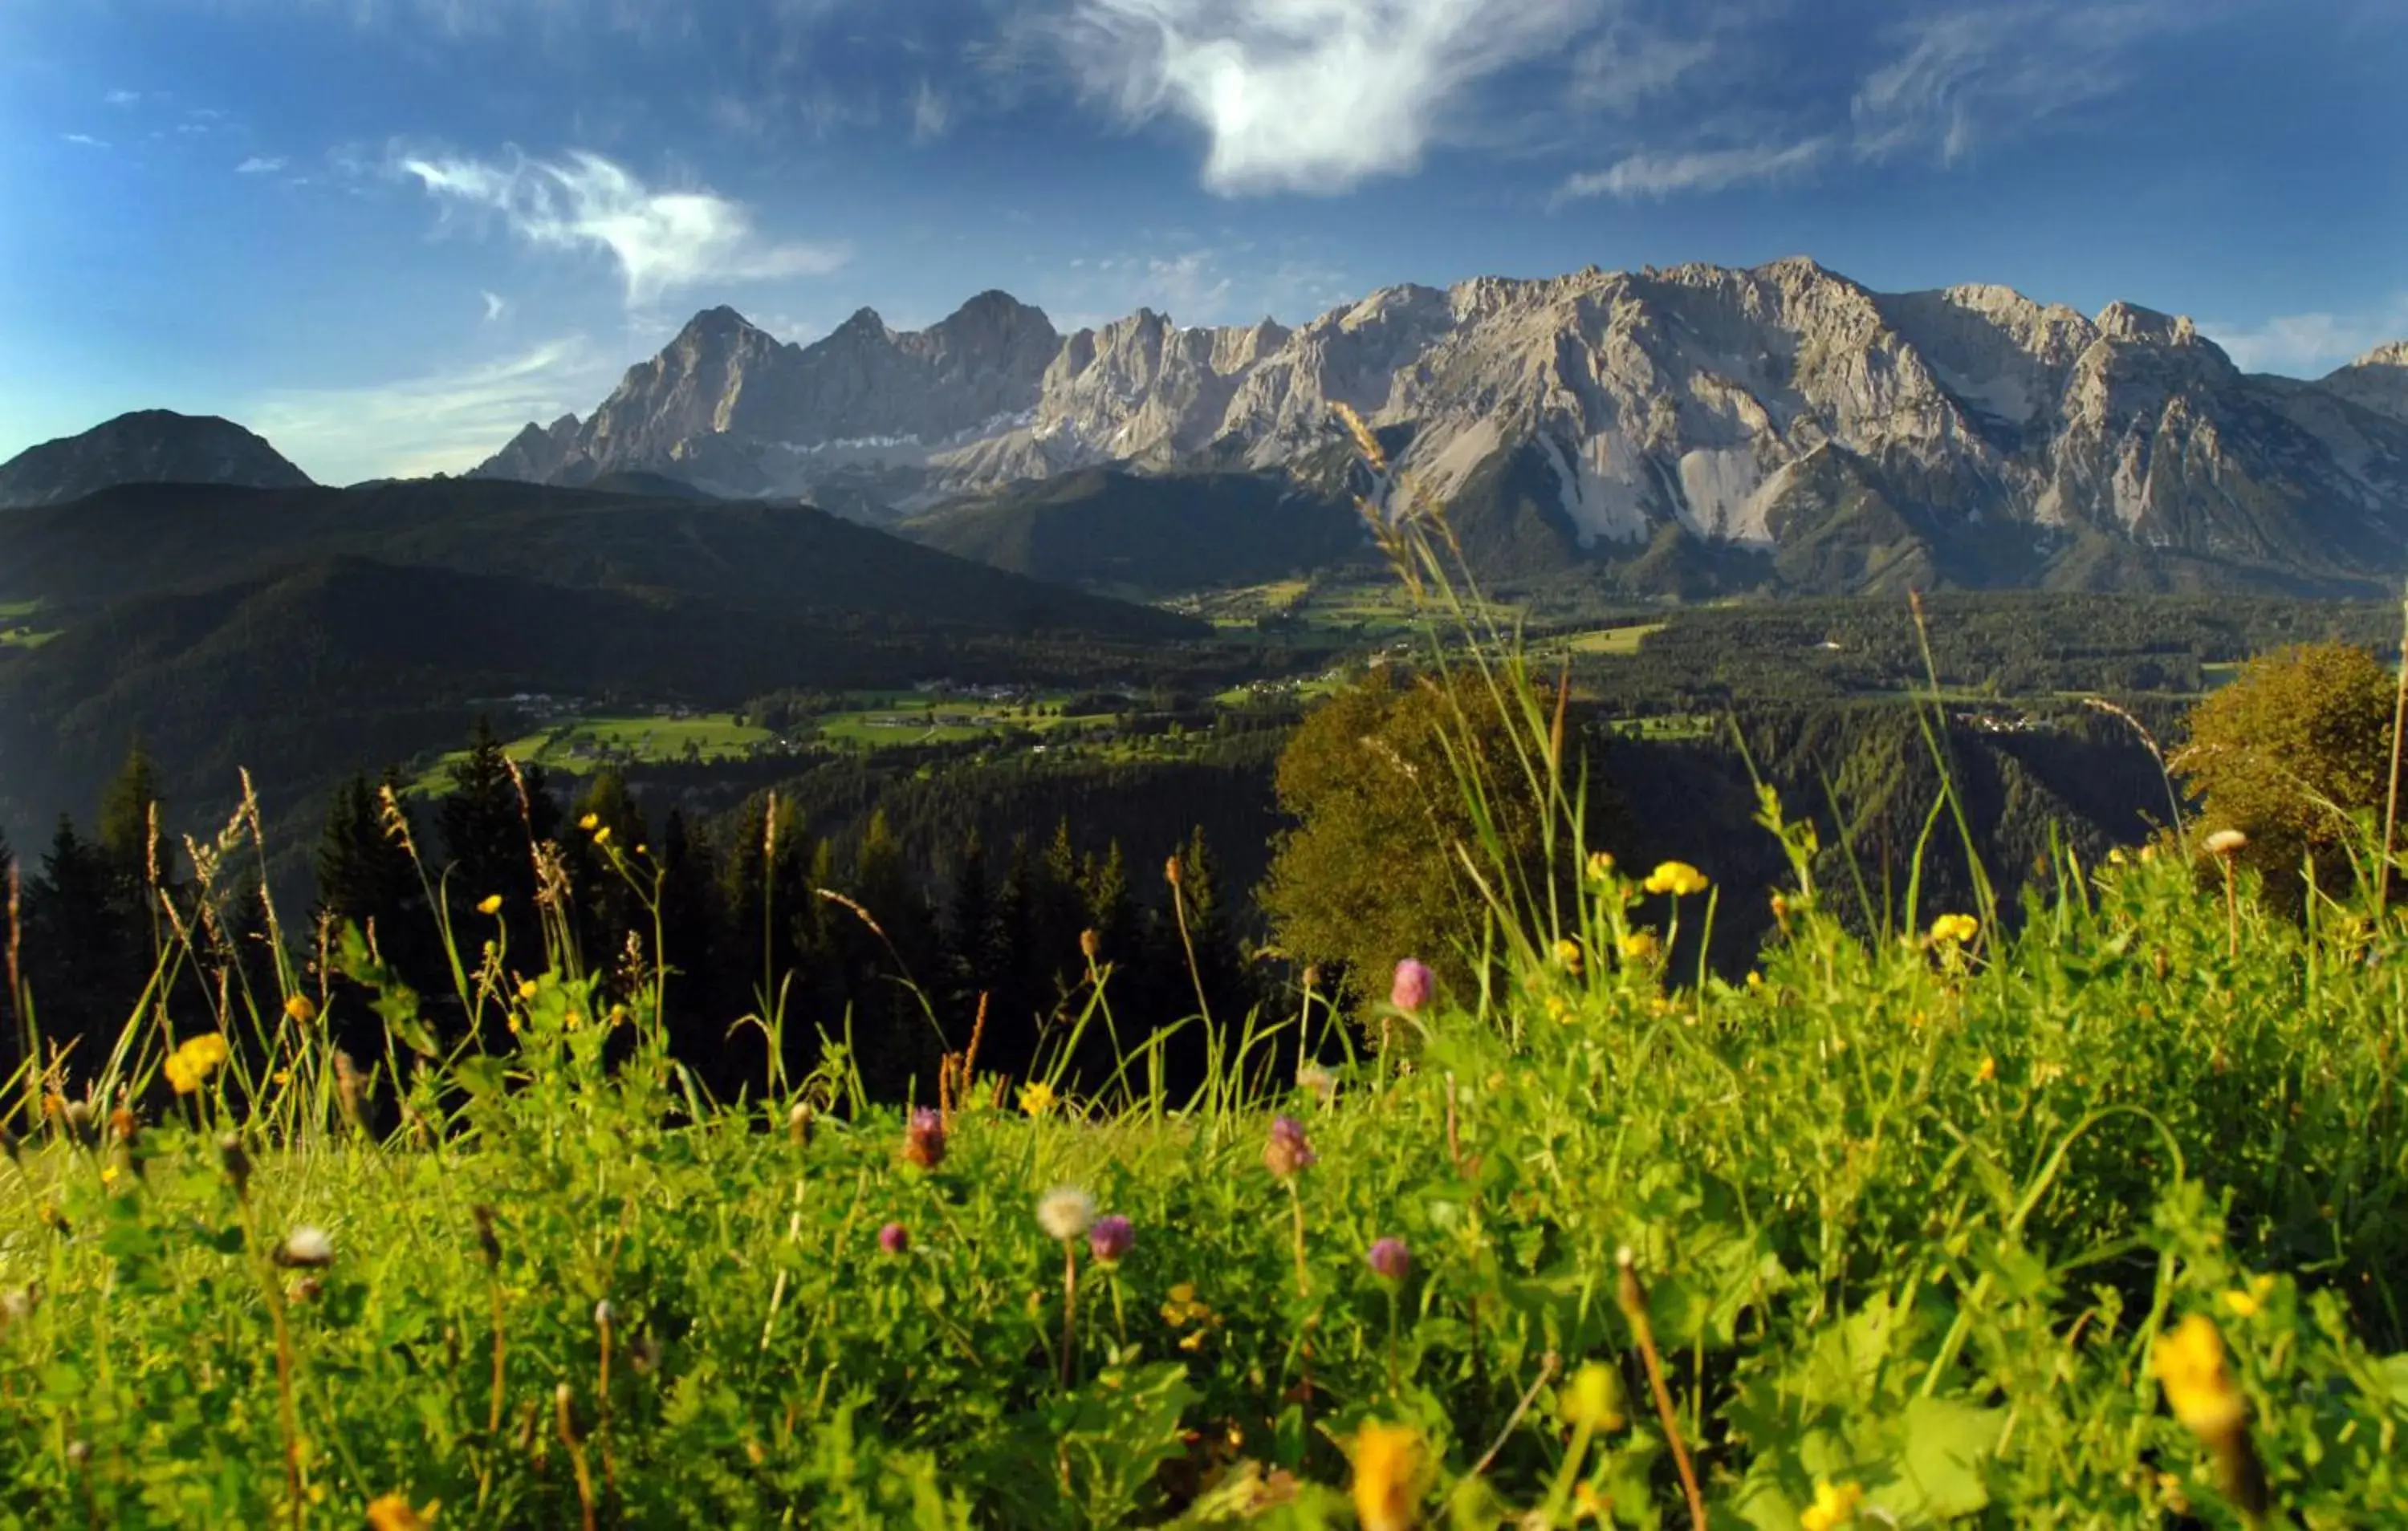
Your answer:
[100,1163,120,1186]
[1585,851,1616,881]
[1017,1080,1059,1118]
[1349,1420,1426,1531]
[283,994,319,1024]
[1545,994,1576,1025]
[163,1033,230,1095]
[365,1493,437,1531]
[2154,1314,2247,1440]
[518,980,539,1003]
[579,813,600,831]
[1975,1054,1997,1082]
[1800,1479,1864,1531]
[592,826,612,847]
[1554,937,1585,974]
[477,894,503,916]
[2221,1274,2277,1319]
[1643,861,1709,898]
[272,1069,292,1088]
[1619,930,1660,962]
[1745,970,1764,990]
[1560,1362,1625,1432]
[1929,913,1979,946]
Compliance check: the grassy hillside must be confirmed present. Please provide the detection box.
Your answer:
[2,782,2403,1525]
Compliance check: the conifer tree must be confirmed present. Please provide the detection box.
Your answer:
[22,817,137,1080]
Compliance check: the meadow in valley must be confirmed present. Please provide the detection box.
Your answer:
[2,494,2406,1530]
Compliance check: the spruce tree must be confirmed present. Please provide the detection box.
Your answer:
[22,817,137,1082]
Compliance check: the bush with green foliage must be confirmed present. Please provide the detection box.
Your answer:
[2174,640,2401,899]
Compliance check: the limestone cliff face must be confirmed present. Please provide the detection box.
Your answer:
[0,410,314,509]
[470,258,2408,583]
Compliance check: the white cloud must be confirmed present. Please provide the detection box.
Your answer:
[104,89,142,106]
[1555,136,1830,201]
[236,155,287,174]
[246,335,621,483]
[2204,298,2408,378]
[62,133,110,148]
[909,79,952,142]
[398,148,850,306]
[481,289,509,322]
[1568,22,1718,116]
[1851,2,2187,164]
[1053,0,1604,194]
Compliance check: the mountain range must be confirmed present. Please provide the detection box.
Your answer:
[471,257,2408,597]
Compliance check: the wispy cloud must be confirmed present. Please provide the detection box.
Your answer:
[397,148,850,306]
[2204,297,2408,378]
[62,133,110,148]
[1555,136,1830,201]
[1041,242,1352,328]
[246,335,621,483]
[909,79,952,143]
[236,155,287,174]
[104,89,142,106]
[1052,0,1603,194]
[1851,2,2189,165]
[481,289,509,322]
[1567,19,1719,116]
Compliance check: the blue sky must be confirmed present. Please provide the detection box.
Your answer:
[3,0,2403,484]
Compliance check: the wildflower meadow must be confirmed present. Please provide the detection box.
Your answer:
[3,463,2408,1529]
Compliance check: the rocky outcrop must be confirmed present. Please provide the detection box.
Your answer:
[471,259,2408,587]
[0,410,314,509]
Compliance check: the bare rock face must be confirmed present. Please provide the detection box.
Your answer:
[2320,342,2408,427]
[469,258,2408,587]
[0,410,314,509]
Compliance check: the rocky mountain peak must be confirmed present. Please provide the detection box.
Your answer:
[0,410,314,509]
[2318,340,2408,425]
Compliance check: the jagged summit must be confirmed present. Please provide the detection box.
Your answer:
[468,257,2408,591]
[0,409,313,509]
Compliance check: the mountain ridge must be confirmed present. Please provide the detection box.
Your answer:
[0,410,314,509]
[470,257,2408,595]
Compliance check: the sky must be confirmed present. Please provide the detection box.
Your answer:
[2,0,2403,485]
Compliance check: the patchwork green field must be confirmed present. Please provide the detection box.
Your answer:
[409,713,775,790]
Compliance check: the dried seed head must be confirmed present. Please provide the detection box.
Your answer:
[65,1440,90,1468]
[291,1277,324,1304]
[218,1132,252,1193]
[108,1107,139,1148]
[787,1101,814,1145]
[594,1299,616,1329]
[1037,1187,1096,1242]
[1164,855,1183,889]
[472,1204,501,1268]
[2203,827,2249,858]
[277,1225,336,1269]
[1079,928,1101,961]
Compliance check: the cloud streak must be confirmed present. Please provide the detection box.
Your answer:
[246,335,620,483]
[1851,2,2190,165]
[1555,136,1830,201]
[399,148,849,306]
[236,155,287,173]
[2205,297,2408,378]
[1053,0,1603,194]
